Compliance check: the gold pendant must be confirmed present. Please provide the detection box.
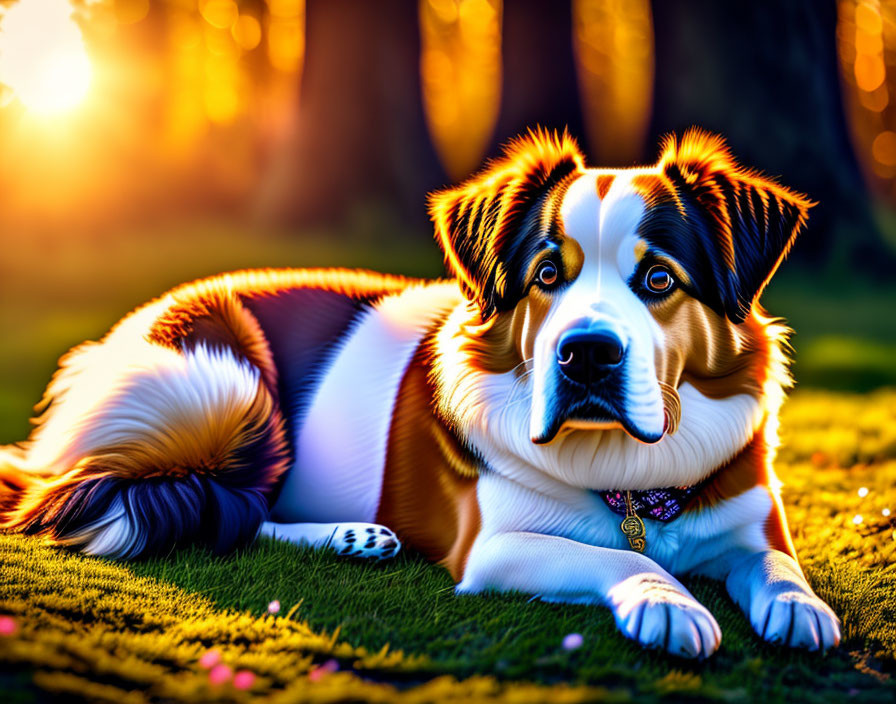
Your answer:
[620,490,646,552]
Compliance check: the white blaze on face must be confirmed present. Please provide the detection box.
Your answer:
[529,171,667,443]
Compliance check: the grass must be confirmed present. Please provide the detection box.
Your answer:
[1,222,895,701]
[761,273,896,392]
[1,391,895,702]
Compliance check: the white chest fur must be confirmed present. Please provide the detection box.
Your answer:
[475,471,774,575]
[271,283,461,523]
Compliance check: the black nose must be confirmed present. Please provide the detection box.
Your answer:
[556,328,625,386]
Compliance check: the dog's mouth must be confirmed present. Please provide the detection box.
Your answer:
[531,398,666,446]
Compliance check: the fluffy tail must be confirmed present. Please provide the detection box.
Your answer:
[0,345,291,559]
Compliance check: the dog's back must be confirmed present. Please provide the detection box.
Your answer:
[0,269,419,557]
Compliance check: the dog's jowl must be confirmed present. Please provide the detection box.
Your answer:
[0,129,840,658]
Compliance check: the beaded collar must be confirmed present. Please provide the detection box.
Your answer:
[593,482,706,552]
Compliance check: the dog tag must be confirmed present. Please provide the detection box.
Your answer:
[621,491,646,552]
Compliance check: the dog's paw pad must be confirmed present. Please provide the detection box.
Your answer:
[755,591,840,651]
[330,523,401,561]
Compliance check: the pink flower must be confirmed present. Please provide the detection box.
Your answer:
[562,633,584,651]
[0,616,17,636]
[308,659,339,682]
[267,600,281,615]
[199,649,222,669]
[232,670,256,690]
[208,664,233,685]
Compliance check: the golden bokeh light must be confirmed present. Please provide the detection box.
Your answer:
[232,15,262,52]
[267,0,305,73]
[0,0,92,116]
[420,0,502,180]
[872,129,896,164]
[0,0,292,227]
[200,0,239,31]
[837,1,896,189]
[114,0,150,26]
[573,0,654,165]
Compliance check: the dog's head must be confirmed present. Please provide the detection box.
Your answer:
[429,128,811,446]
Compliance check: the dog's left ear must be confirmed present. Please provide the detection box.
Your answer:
[428,128,585,318]
[660,129,814,322]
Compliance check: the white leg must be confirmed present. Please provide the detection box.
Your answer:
[458,531,721,659]
[258,521,401,560]
[725,550,840,651]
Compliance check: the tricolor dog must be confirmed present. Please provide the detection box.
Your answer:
[0,129,840,658]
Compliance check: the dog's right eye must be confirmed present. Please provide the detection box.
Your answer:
[644,264,675,294]
[535,260,560,289]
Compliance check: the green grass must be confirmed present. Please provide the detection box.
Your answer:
[1,391,896,702]
[761,273,896,391]
[1,222,896,701]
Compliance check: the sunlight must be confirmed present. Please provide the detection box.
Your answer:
[0,0,92,116]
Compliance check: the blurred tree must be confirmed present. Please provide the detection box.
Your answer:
[649,0,894,273]
[837,1,896,204]
[256,0,443,231]
[420,0,503,182]
[573,0,655,167]
[493,0,585,149]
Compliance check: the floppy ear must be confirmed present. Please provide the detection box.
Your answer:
[659,129,813,322]
[428,128,585,317]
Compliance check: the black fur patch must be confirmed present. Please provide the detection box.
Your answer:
[430,129,586,318]
[639,132,811,323]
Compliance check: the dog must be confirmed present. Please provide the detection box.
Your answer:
[0,128,839,659]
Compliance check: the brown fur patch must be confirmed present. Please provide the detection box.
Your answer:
[684,427,797,563]
[596,173,615,199]
[634,239,648,263]
[463,285,556,375]
[147,269,416,399]
[765,492,799,561]
[688,432,767,512]
[378,341,480,581]
[630,173,679,209]
[150,290,280,397]
[650,291,771,401]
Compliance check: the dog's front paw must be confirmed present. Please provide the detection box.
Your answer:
[331,523,401,561]
[750,588,840,651]
[609,574,721,659]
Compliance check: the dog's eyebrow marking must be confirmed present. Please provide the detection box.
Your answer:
[634,240,648,263]
[596,174,615,200]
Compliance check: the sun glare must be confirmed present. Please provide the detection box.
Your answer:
[0,0,92,116]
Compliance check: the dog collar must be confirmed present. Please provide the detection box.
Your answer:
[594,484,704,552]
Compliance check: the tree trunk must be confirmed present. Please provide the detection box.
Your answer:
[649,0,889,272]
[256,0,443,232]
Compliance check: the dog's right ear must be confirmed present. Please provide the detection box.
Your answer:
[428,129,585,318]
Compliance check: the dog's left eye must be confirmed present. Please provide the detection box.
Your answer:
[644,264,675,294]
[535,260,560,289]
